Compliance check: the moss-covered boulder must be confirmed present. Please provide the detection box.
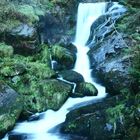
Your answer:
[0,83,23,138]
[52,45,76,69]
[61,95,140,139]
[41,79,72,110]
[19,79,72,117]
[72,82,98,97]
[6,24,39,55]
[0,43,14,57]
[58,70,84,83]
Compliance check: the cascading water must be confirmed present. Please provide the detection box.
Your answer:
[73,3,107,96]
[2,2,125,140]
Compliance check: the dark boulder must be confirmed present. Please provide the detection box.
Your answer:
[88,32,133,94]
[61,95,139,140]
[0,83,23,138]
[6,24,39,55]
[8,133,28,140]
[63,43,77,54]
[58,70,84,83]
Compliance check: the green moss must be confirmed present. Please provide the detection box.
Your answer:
[37,44,51,66]
[27,62,55,79]
[106,104,125,124]
[52,45,76,69]
[0,43,14,57]
[17,5,39,24]
[40,79,71,110]
[65,122,77,132]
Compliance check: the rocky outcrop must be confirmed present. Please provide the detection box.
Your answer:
[88,32,133,94]
[61,95,140,139]
[6,24,39,55]
[38,0,78,45]
[87,3,140,94]
[0,83,23,138]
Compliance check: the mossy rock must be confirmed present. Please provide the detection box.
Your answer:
[16,79,72,117]
[0,83,23,138]
[73,82,98,97]
[58,70,84,83]
[52,45,76,69]
[41,79,72,110]
[61,95,139,139]
[0,43,14,57]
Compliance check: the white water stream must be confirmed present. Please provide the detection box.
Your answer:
[2,2,125,140]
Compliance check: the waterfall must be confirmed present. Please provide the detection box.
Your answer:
[74,3,106,95]
[74,3,106,46]
[2,2,125,140]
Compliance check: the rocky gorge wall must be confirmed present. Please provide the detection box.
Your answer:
[0,0,140,139]
[61,0,140,139]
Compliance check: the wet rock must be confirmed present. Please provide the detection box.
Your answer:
[63,43,77,54]
[0,83,23,138]
[28,113,44,122]
[8,133,28,140]
[52,45,76,70]
[6,24,39,55]
[87,6,126,47]
[73,82,98,97]
[58,70,84,83]
[88,32,135,95]
[61,95,138,139]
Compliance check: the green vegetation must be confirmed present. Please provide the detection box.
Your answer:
[0,43,14,57]
[0,0,57,32]
[106,104,125,124]
[116,6,140,95]
[0,44,57,116]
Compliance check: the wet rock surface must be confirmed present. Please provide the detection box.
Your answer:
[6,24,39,55]
[61,95,140,139]
[0,83,23,138]
[88,32,133,94]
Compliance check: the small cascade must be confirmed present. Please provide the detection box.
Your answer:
[2,2,126,140]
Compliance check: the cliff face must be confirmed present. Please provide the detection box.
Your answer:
[88,1,140,95]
